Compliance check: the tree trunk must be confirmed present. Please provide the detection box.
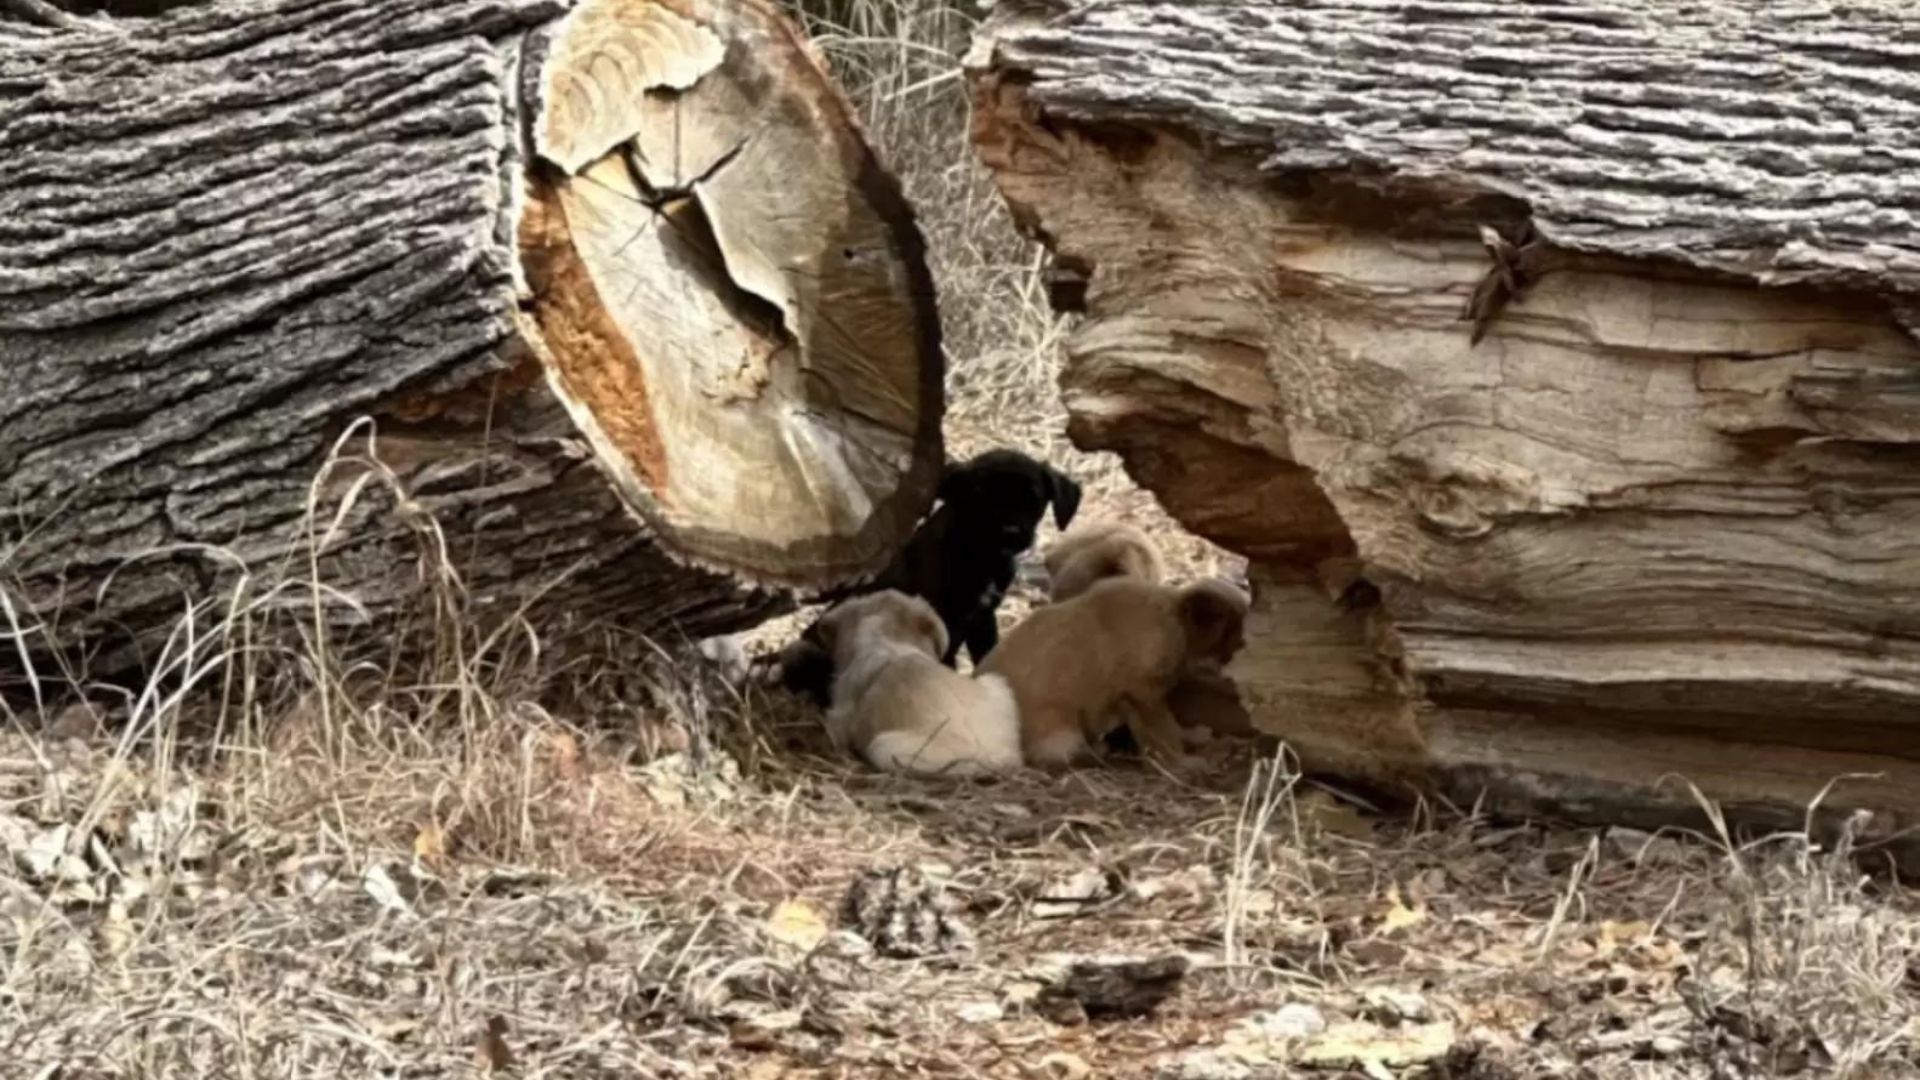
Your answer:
[0,0,943,674]
[969,1,1920,857]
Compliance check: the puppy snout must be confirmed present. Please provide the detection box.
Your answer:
[998,524,1032,551]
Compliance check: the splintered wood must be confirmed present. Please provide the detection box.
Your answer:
[968,0,1920,858]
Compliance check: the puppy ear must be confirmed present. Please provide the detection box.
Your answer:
[1178,583,1248,660]
[811,602,849,651]
[907,598,949,660]
[1043,465,1083,530]
[936,459,971,506]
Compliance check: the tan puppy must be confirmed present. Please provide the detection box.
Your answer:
[813,590,1023,777]
[1043,521,1166,603]
[979,576,1249,769]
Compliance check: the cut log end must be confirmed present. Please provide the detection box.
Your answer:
[520,0,943,590]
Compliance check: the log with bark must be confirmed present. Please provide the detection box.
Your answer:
[969,1,1920,854]
[0,0,943,677]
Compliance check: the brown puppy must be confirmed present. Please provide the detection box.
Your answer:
[1043,521,1167,603]
[979,576,1249,770]
[813,590,1023,777]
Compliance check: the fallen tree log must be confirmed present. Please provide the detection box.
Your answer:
[0,0,942,676]
[970,1,1920,854]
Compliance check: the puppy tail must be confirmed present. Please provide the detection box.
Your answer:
[1059,540,1163,600]
[1106,542,1163,585]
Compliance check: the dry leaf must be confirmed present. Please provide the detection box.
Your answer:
[1036,1051,1092,1080]
[413,824,449,873]
[1248,1003,1329,1040]
[743,1060,787,1080]
[0,812,32,853]
[1299,1020,1456,1072]
[765,899,829,953]
[730,1008,802,1049]
[1379,883,1427,934]
[548,732,583,781]
[1034,867,1112,919]
[18,824,90,883]
[475,1015,514,1071]
[1004,980,1045,1007]
[1131,864,1216,904]
[97,899,135,961]
[1362,987,1432,1024]
[1299,789,1374,841]
[128,785,211,864]
[362,862,414,918]
[954,999,1004,1023]
[1600,919,1652,946]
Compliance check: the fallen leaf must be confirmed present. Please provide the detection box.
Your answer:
[1035,1051,1091,1080]
[365,1016,422,1042]
[730,1008,803,1049]
[1599,919,1652,947]
[1003,980,1045,1007]
[1378,883,1426,934]
[362,862,414,917]
[0,813,32,853]
[367,945,417,971]
[97,899,135,961]
[413,824,449,871]
[548,732,583,781]
[1299,1020,1455,1071]
[18,824,90,883]
[1131,865,1216,904]
[1247,1002,1329,1040]
[765,899,829,953]
[474,1015,514,1071]
[1361,987,1432,1024]
[954,999,1004,1023]
[1034,867,1112,919]
[128,785,212,863]
[1299,788,1374,841]
[1345,939,1407,967]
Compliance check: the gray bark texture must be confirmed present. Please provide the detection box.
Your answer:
[0,0,943,681]
[983,0,1920,296]
[970,0,1920,857]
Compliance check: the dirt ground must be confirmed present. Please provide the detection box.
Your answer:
[4,662,1917,1079]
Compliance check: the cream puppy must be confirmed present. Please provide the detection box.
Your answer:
[1043,521,1167,603]
[814,590,1023,777]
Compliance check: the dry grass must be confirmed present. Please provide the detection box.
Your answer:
[2,2,1917,1078]
[788,0,1239,586]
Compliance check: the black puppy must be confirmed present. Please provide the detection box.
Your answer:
[778,449,1082,705]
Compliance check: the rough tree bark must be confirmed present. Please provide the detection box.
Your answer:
[0,0,943,674]
[970,1,1920,851]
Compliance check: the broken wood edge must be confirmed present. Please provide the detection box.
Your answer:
[507,0,943,593]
